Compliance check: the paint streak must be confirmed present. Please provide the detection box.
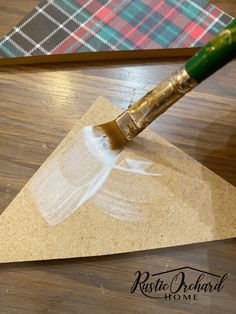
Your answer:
[114,158,162,176]
[95,157,161,221]
[30,126,161,225]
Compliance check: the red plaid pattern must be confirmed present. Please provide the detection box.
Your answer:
[0,0,233,61]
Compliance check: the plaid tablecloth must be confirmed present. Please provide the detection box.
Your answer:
[0,0,233,59]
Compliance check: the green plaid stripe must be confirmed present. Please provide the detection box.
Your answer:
[0,0,233,59]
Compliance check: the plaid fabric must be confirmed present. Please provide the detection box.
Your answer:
[0,0,233,59]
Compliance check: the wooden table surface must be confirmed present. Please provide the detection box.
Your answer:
[0,1,235,313]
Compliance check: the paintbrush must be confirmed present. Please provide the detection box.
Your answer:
[94,19,236,152]
[31,20,236,225]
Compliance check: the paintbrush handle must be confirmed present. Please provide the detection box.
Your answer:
[185,19,236,82]
[116,19,236,141]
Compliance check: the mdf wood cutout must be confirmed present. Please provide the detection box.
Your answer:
[0,97,235,263]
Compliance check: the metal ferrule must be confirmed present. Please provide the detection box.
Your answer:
[115,67,197,140]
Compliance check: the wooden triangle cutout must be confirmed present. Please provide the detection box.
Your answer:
[0,97,235,263]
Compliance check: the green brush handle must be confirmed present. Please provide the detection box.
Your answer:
[116,20,236,141]
[185,19,236,83]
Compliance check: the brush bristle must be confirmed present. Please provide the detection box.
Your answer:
[94,120,128,151]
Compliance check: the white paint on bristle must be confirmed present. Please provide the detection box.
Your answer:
[30,125,161,225]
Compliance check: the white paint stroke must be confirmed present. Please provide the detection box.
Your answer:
[30,125,117,225]
[114,158,162,176]
[30,126,161,225]
[94,157,162,221]
[95,189,144,222]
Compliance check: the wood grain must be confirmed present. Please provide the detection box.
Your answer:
[0,1,235,313]
[213,0,236,17]
[0,0,40,38]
